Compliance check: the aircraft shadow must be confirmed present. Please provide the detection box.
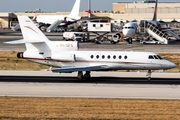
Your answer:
[0,76,180,85]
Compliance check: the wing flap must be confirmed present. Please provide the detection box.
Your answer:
[52,65,110,73]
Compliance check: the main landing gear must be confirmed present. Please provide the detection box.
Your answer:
[77,71,91,80]
[127,38,133,44]
[146,70,152,81]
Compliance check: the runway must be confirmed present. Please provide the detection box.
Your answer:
[0,70,180,99]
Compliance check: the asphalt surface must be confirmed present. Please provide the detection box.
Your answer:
[0,71,180,99]
[0,29,180,99]
[0,29,180,52]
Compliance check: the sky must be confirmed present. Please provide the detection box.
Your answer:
[1,0,180,13]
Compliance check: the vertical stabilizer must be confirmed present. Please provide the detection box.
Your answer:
[68,0,81,19]
[18,16,49,42]
[152,0,158,21]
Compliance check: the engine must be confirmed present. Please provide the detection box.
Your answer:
[51,53,76,62]
[116,32,124,41]
[17,52,24,59]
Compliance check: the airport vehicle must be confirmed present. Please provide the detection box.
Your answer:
[94,34,120,44]
[63,32,85,41]
[5,16,177,81]
[34,0,81,32]
[88,22,123,44]
[122,0,180,44]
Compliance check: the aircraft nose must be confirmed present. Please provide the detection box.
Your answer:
[122,29,133,37]
[170,62,177,68]
[166,61,177,69]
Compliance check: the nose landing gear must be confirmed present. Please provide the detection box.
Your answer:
[146,70,152,81]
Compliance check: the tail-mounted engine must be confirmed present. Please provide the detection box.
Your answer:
[51,53,76,62]
[17,52,24,59]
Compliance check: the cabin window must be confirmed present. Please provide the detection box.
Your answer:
[107,55,111,59]
[113,55,116,59]
[148,55,154,59]
[90,55,94,59]
[154,55,158,59]
[102,55,105,59]
[96,55,99,59]
[119,55,122,59]
[100,24,103,27]
[124,55,127,59]
[93,24,96,27]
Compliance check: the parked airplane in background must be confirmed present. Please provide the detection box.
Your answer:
[122,0,180,44]
[34,0,81,32]
[5,16,177,80]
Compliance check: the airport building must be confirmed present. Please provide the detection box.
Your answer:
[0,1,180,28]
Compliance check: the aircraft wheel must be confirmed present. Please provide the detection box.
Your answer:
[110,41,115,44]
[84,72,91,80]
[95,41,101,44]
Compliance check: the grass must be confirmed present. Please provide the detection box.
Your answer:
[0,97,180,119]
[0,51,49,70]
[0,52,180,119]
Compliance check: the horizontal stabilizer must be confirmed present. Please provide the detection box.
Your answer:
[4,39,45,44]
[52,65,109,73]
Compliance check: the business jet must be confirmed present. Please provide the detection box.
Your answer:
[5,16,177,81]
[34,0,81,30]
[122,0,180,44]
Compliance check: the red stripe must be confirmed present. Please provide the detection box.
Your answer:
[24,26,38,34]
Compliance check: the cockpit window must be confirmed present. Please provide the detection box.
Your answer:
[154,55,159,59]
[149,55,164,60]
[148,55,154,59]
[157,55,163,60]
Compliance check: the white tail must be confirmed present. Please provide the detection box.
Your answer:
[18,16,49,42]
[5,16,79,57]
[68,0,81,19]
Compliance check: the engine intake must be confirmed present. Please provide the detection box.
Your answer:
[17,52,24,59]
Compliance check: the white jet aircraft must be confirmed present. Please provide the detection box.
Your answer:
[34,0,81,27]
[5,16,177,80]
[122,0,180,44]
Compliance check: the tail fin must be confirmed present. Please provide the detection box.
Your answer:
[152,0,158,21]
[5,16,49,44]
[68,0,80,19]
[18,16,49,42]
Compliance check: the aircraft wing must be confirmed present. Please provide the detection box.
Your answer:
[162,28,180,32]
[166,31,180,40]
[51,65,110,73]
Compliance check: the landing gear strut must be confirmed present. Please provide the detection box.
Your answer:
[127,38,133,44]
[77,71,83,80]
[77,71,91,80]
[146,70,152,81]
